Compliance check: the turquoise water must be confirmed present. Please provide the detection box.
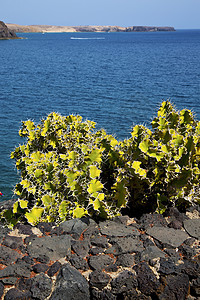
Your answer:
[0,30,200,200]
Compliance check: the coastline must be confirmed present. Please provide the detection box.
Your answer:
[6,23,175,33]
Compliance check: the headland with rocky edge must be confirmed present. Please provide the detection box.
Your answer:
[0,21,19,39]
[0,198,199,299]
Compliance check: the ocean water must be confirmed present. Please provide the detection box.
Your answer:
[0,30,200,200]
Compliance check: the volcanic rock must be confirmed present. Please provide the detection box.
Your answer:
[0,21,17,39]
[50,263,90,299]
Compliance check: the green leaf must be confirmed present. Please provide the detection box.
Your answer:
[31,152,41,162]
[25,207,44,225]
[131,161,147,178]
[58,201,69,220]
[73,207,87,218]
[19,200,28,209]
[93,199,102,210]
[60,154,68,160]
[87,149,102,163]
[13,201,20,214]
[156,193,168,214]
[42,195,55,206]
[113,180,128,208]
[139,139,150,153]
[35,169,43,178]
[87,180,103,194]
[25,120,35,131]
[89,165,101,179]
[68,151,76,160]
[21,180,30,189]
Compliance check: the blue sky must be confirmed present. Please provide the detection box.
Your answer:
[2,0,200,29]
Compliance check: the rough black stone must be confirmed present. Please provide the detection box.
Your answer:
[21,255,35,265]
[116,254,135,267]
[82,224,100,239]
[164,207,187,223]
[16,277,32,292]
[146,226,189,248]
[58,217,96,238]
[111,270,138,294]
[0,245,22,265]
[99,221,139,237]
[168,219,183,229]
[0,224,11,244]
[30,273,52,299]
[14,223,33,235]
[0,282,4,299]
[139,213,168,230]
[184,218,200,240]
[159,274,190,300]
[133,262,160,296]
[104,263,118,272]
[158,257,178,275]
[0,262,31,278]
[112,215,131,225]
[1,277,18,285]
[107,236,144,255]
[4,288,31,300]
[178,244,196,259]
[178,259,200,278]
[36,254,50,264]
[27,235,71,260]
[88,254,114,271]
[37,222,54,234]
[2,235,23,249]
[71,239,90,257]
[141,245,166,261]
[184,237,196,246]
[50,263,90,299]
[32,263,49,273]
[69,254,89,271]
[89,246,105,255]
[89,270,111,290]
[143,237,154,248]
[91,288,117,300]
[24,234,38,245]
[163,248,181,261]
[90,236,109,248]
[191,277,200,296]
[47,261,61,277]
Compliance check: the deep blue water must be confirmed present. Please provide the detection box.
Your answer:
[0,30,200,200]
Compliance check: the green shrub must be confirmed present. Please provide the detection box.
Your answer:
[119,100,200,216]
[1,113,125,226]
[1,101,200,227]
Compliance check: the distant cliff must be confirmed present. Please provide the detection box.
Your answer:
[6,23,175,33]
[0,21,18,39]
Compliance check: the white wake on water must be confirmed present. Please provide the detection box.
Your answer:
[70,37,105,40]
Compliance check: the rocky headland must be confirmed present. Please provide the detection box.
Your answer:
[0,199,199,299]
[0,21,18,39]
[6,23,175,33]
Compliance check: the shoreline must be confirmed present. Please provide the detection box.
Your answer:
[6,23,176,33]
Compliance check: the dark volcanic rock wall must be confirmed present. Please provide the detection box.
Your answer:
[0,202,199,299]
[0,21,17,39]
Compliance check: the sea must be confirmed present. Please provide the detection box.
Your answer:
[0,30,200,200]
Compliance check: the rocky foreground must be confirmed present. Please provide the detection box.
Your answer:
[6,24,175,33]
[0,201,199,299]
[0,21,18,39]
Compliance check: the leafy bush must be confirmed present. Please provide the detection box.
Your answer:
[119,100,200,216]
[1,113,125,226]
[1,101,200,226]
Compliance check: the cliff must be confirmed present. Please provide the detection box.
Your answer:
[6,23,175,33]
[0,21,18,39]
